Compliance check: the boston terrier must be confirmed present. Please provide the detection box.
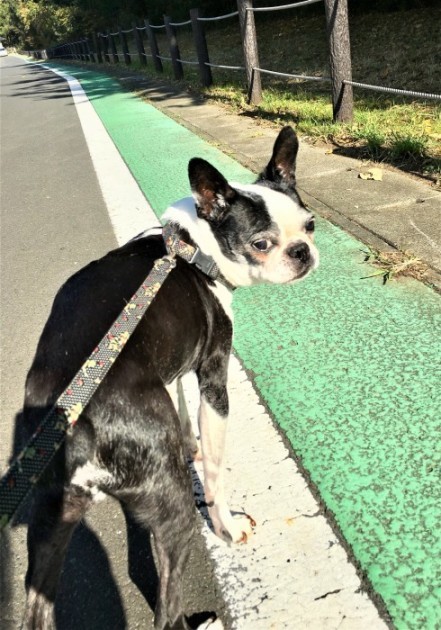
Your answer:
[21,126,318,629]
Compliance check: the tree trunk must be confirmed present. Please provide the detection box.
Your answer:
[324,0,353,122]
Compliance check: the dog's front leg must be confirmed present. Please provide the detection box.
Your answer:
[198,392,255,543]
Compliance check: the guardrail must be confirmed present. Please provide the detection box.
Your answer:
[30,0,440,124]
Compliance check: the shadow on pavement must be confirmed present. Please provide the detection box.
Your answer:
[2,409,158,630]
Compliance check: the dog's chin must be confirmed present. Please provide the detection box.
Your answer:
[285,265,315,284]
[250,264,315,287]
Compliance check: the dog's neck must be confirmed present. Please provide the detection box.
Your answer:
[163,197,254,288]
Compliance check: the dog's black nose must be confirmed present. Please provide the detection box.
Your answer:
[287,242,310,264]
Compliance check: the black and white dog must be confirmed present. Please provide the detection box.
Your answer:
[21,126,318,629]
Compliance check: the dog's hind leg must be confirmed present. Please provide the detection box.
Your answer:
[152,529,192,630]
[23,485,92,629]
[121,465,196,629]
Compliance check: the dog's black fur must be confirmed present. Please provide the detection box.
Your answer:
[22,237,227,629]
[20,127,318,629]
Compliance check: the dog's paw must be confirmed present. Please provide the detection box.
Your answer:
[209,504,256,544]
[223,513,256,544]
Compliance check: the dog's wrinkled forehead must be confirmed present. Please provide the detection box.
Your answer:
[232,183,310,238]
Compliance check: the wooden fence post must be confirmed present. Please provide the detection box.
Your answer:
[237,0,262,105]
[86,37,95,63]
[133,22,147,66]
[101,34,109,63]
[85,39,92,61]
[118,26,131,65]
[164,15,184,80]
[323,0,353,123]
[109,30,119,63]
[81,39,89,61]
[145,19,163,72]
[190,8,212,87]
[93,31,103,63]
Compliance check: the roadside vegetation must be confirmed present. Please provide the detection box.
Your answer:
[140,7,441,183]
[3,1,440,181]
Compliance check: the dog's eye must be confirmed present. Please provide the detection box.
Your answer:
[252,239,272,252]
[305,218,315,232]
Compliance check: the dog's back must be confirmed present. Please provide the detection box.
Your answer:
[24,234,224,421]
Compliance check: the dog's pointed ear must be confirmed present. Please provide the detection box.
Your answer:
[188,158,236,223]
[259,126,299,189]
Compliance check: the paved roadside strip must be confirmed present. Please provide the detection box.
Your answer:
[34,61,390,630]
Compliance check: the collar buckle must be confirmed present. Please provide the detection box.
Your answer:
[190,247,219,279]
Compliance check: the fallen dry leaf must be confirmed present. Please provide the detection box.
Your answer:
[359,167,383,181]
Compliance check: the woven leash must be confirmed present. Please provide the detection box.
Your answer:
[0,246,177,530]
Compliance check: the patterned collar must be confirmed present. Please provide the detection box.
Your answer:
[163,222,235,290]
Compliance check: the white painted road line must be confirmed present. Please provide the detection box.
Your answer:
[40,63,388,629]
[34,62,159,245]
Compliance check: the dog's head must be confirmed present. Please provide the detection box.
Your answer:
[165,126,319,287]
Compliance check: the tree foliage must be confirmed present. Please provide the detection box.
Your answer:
[0,1,80,47]
[0,0,21,46]
[0,0,437,49]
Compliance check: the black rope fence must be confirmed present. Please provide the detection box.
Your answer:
[32,0,440,120]
[253,67,331,83]
[344,80,441,102]
[248,0,323,11]
[198,11,239,21]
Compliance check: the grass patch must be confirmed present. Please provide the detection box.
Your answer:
[360,248,429,284]
[203,83,440,179]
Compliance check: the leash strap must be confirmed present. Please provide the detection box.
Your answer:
[0,253,176,530]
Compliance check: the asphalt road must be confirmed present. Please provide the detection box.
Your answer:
[0,55,225,630]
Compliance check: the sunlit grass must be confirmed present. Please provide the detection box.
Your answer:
[202,81,441,176]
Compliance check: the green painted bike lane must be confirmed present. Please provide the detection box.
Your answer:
[50,65,440,629]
